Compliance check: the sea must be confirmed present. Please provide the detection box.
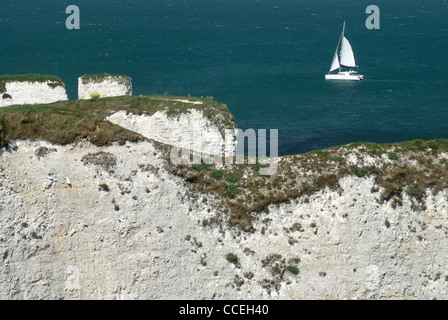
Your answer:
[1,0,447,155]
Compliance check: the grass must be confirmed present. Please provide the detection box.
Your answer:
[0,95,235,147]
[1,94,447,233]
[171,139,448,231]
[80,73,131,85]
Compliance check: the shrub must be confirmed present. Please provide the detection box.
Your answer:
[222,182,238,199]
[226,253,238,264]
[81,152,117,171]
[301,182,315,192]
[35,146,56,158]
[414,139,427,151]
[90,92,101,100]
[330,156,344,162]
[351,165,368,177]
[191,160,210,172]
[407,185,424,199]
[351,165,380,177]
[98,183,109,191]
[287,266,299,275]
[114,204,120,211]
[212,169,223,180]
[388,152,399,160]
[2,93,11,100]
[226,173,239,183]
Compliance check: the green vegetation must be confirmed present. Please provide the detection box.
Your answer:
[212,169,223,180]
[226,173,239,183]
[406,184,424,200]
[0,95,235,147]
[81,152,117,171]
[0,74,64,93]
[222,182,238,199]
[226,253,239,264]
[114,204,120,211]
[171,138,448,232]
[0,92,446,235]
[2,93,11,100]
[388,152,399,160]
[98,183,109,191]
[80,73,131,85]
[287,266,299,275]
[351,165,380,177]
[192,160,211,172]
[90,92,101,100]
[259,254,301,294]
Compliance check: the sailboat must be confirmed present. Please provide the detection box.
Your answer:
[325,22,363,81]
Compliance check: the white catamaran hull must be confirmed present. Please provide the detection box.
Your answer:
[325,73,363,81]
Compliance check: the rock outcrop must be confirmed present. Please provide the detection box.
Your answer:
[0,138,447,300]
[78,74,132,100]
[106,108,236,156]
[0,75,68,107]
[0,94,447,300]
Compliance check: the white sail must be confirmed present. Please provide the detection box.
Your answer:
[329,51,340,72]
[340,36,356,68]
[325,22,363,81]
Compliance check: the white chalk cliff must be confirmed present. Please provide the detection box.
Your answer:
[78,75,132,100]
[0,139,447,299]
[0,94,447,300]
[0,81,68,107]
[106,108,236,156]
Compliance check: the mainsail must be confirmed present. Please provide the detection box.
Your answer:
[340,36,356,68]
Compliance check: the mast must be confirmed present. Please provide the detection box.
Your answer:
[329,22,344,74]
[339,22,345,72]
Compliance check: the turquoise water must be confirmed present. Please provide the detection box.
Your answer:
[1,0,447,155]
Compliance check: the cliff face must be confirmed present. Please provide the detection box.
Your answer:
[0,95,447,300]
[0,81,68,107]
[78,75,132,100]
[106,108,236,156]
[0,140,447,300]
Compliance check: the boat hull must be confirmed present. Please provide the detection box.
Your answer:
[325,73,363,81]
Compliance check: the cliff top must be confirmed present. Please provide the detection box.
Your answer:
[171,138,448,231]
[80,73,131,84]
[0,94,447,233]
[0,94,235,147]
